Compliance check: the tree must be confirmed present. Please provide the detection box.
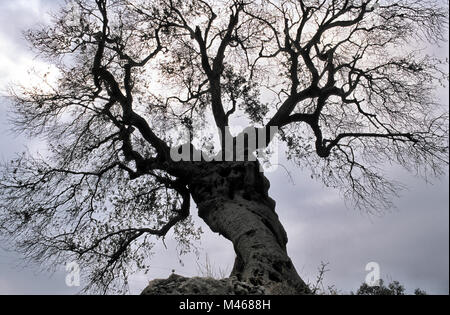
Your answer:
[356,280,406,295]
[0,0,448,294]
[354,279,427,295]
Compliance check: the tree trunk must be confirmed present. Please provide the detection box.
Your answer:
[190,161,310,294]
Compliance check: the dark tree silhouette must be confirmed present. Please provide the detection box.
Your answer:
[354,279,427,295]
[0,0,448,294]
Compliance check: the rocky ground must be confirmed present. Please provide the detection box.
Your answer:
[141,274,299,295]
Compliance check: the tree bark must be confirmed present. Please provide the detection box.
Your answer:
[190,161,310,294]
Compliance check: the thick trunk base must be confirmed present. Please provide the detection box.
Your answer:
[190,162,310,294]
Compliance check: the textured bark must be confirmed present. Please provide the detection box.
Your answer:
[190,161,310,294]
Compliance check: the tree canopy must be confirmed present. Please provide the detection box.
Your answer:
[354,279,427,295]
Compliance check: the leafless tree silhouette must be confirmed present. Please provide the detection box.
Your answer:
[0,0,448,294]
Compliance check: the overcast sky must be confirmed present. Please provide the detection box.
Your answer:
[0,0,448,295]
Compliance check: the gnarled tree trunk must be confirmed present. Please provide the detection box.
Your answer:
[190,161,310,294]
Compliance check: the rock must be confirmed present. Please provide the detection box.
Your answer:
[141,274,268,295]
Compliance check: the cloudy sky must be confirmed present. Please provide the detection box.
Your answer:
[0,0,448,295]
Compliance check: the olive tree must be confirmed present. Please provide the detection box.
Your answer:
[0,0,448,294]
